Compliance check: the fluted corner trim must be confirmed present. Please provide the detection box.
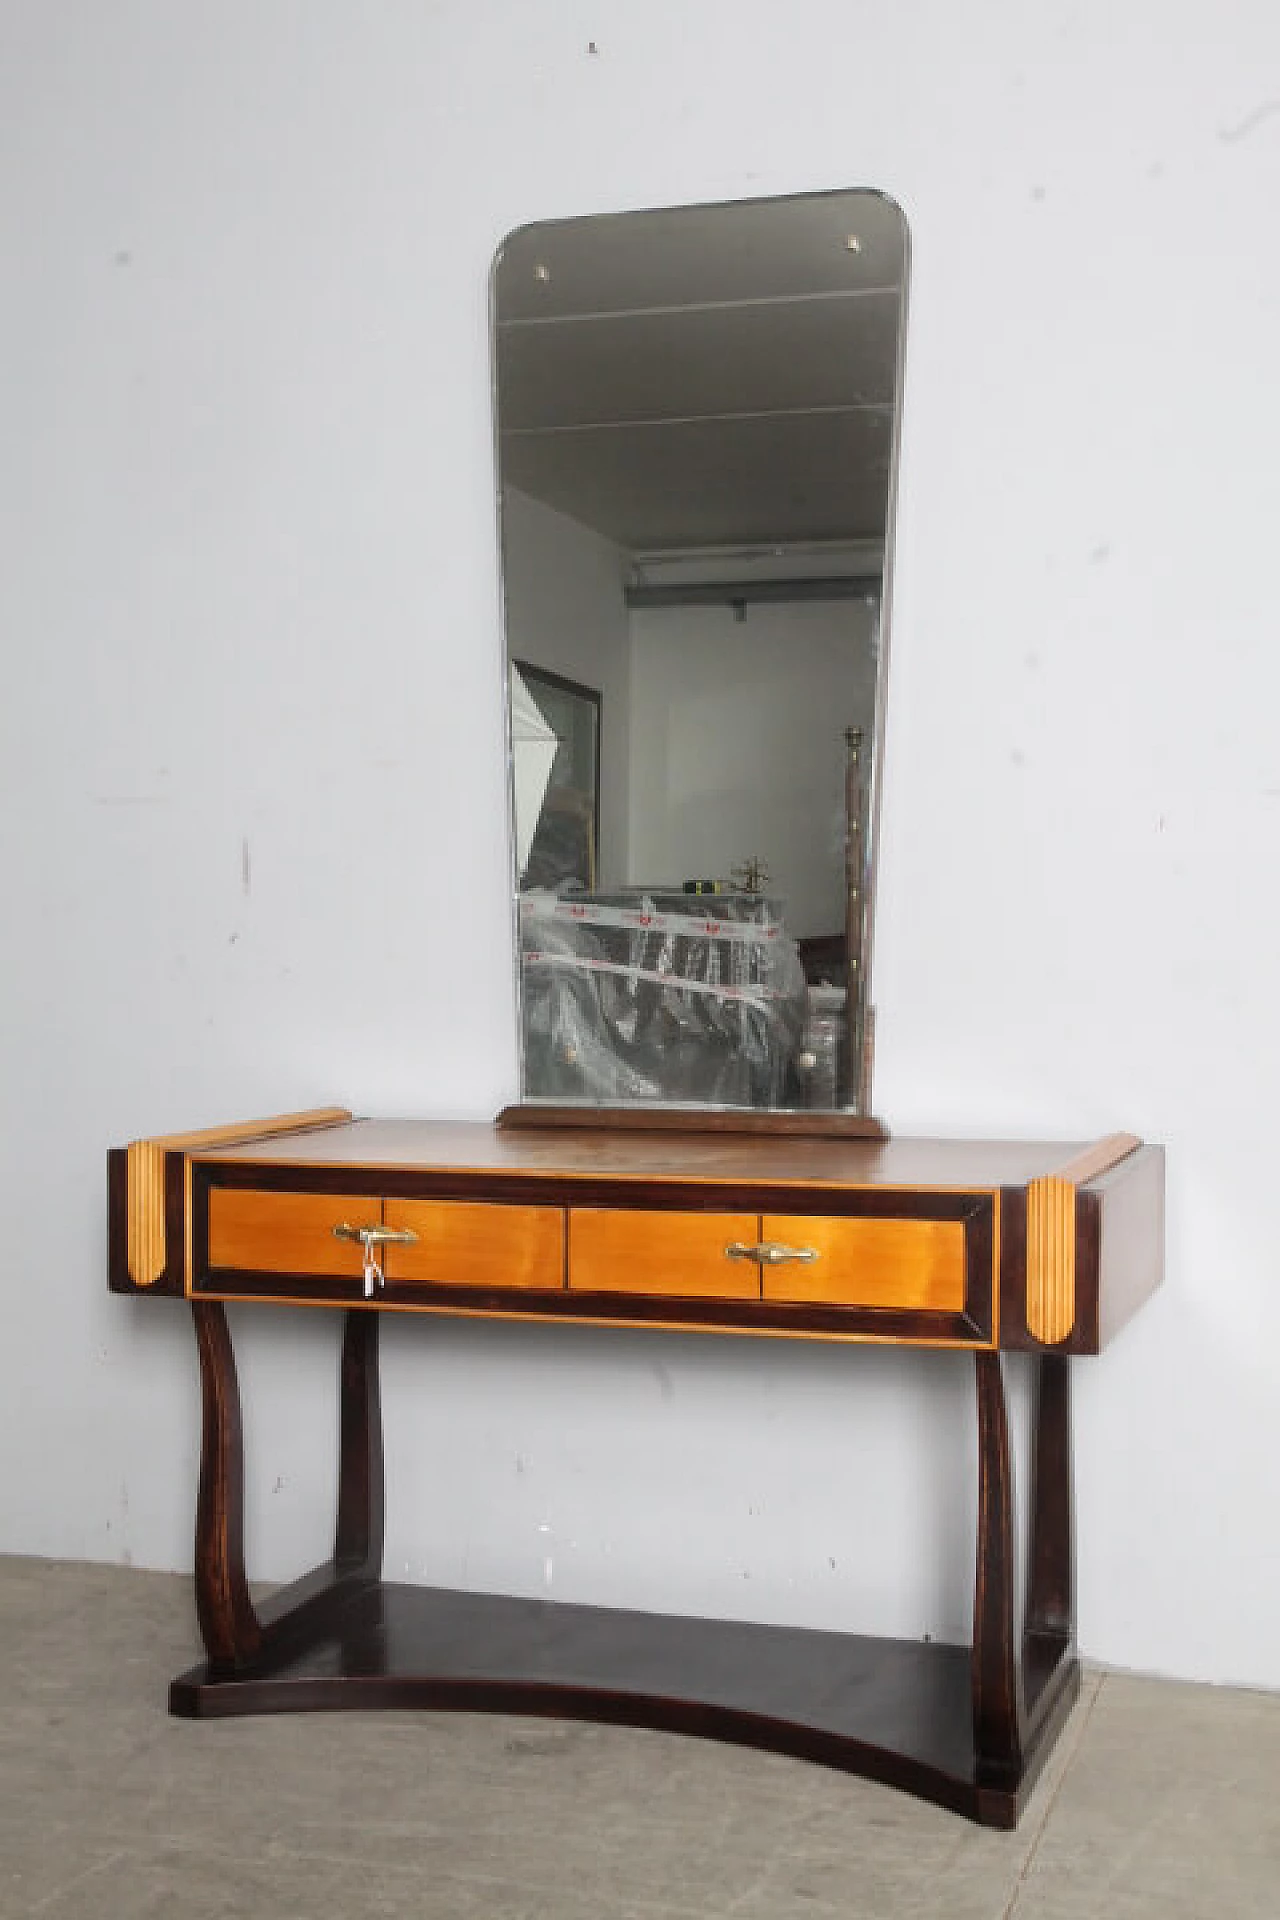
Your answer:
[124,1107,352,1289]
[1025,1134,1141,1345]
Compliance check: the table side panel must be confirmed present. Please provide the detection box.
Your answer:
[998,1146,1165,1353]
[1094,1145,1166,1351]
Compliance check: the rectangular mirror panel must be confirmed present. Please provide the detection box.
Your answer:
[494,189,909,1117]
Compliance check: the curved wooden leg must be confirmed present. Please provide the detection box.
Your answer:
[1022,1353,1078,1740]
[1027,1354,1074,1640]
[971,1351,1023,1785]
[192,1300,262,1672]
[335,1309,385,1578]
[175,1303,387,1710]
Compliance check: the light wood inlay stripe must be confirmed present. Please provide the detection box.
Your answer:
[1025,1175,1075,1346]
[157,1107,353,1154]
[124,1108,352,1289]
[126,1140,166,1289]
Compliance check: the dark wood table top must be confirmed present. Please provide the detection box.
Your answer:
[206,1117,1115,1192]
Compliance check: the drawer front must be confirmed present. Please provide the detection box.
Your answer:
[195,1176,991,1342]
[384,1199,563,1290]
[759,1214,968,1312]
[206,1189,378,1280]
[569,1208,761,1300]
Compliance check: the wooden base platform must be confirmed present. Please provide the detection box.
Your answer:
[170,1577,1080,1829]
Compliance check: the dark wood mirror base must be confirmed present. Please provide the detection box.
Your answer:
[495,1103,890,1140]
[170,1296,1080,1830]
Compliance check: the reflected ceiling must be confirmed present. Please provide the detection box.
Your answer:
[494,192,906,554]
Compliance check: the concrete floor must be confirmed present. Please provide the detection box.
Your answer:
[2,1557,1277,1919]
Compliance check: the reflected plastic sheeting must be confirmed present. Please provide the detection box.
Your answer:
[520,890,809,1109]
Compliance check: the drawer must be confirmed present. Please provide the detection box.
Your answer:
[206,1189,377,1280]
[759,1214,967,1312]
[383,1199,563,1290]
[569,1208,761,1300]
[196,1178,989,1340]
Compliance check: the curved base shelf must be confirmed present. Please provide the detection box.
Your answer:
[169,1579,1081,1830]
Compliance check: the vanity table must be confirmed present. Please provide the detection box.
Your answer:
[107,1107,1163,1827]
[106,183,1165,1828]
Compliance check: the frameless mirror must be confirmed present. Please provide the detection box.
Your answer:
[493,189,908,1120]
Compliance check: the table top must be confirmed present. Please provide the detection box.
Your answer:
[111,1112,1163,1351]
[205,1117,1129,1194]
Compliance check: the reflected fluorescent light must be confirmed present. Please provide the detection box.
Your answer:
[629,540,884,590]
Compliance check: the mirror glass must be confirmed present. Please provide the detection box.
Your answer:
[493,189,909,1116]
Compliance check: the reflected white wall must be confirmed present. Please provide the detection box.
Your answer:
[626,599,878,935]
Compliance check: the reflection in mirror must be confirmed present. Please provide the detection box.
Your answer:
[512,661,600,891]
[494,189,908,1117]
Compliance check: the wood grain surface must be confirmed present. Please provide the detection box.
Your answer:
[207,1189,376,1279]
[202,1118,1096,1190]
[760,1214,968,1311]
[384,1199,564,1291]
[568,1207,763,1299]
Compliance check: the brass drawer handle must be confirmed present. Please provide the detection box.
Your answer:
[333,1222,419,1298]
[725,1241,819,1267]
[332,1223,419,1249]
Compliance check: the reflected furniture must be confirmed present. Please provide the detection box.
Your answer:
[520,888,809,1108]
[109,1108,1163,1827]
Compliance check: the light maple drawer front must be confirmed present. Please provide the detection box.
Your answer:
[568,1209,761,1300]
[206,1189,376,1279]
[759,1215,968,1312]
[384,1199,564,1290]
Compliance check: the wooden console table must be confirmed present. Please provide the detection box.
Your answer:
[108,1110,1163,1828]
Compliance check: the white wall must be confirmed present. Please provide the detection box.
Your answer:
[627,598,879,935]
[2,0,1279,1689]
[499,485,631,883]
